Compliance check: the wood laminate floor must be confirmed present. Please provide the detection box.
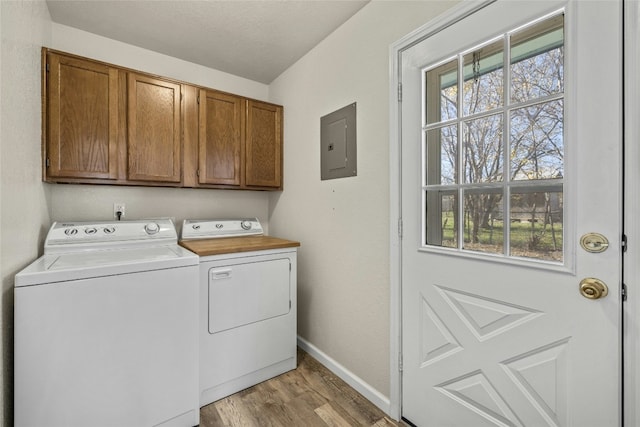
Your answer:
[200,348,403,427]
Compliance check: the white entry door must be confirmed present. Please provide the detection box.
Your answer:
[399,1,622,426]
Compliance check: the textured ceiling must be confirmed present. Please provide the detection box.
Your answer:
[46,0,370,84]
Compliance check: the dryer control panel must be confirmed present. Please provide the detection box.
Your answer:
[181,218,263,240]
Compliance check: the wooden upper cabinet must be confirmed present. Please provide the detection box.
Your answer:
[46,52,118,179]
[245,100,282,188]
[198,89,242,185]
[42,49,283,190]
[127,73,182,183]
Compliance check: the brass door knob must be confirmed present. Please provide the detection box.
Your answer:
[579,278,609,300]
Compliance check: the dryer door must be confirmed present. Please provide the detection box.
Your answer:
[208,258,291,333]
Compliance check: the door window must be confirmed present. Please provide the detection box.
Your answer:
[423,13,564,262]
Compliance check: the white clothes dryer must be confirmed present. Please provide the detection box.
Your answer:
[14,219,199,427]
[179,218,299,407]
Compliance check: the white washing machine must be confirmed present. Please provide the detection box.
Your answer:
[179,218,299,407]
[14,219,199,427]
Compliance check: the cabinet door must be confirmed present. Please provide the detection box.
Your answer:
[245,100,282,188]
[47,53,118,179]
[198,89,242,185]
[128,73,181,183]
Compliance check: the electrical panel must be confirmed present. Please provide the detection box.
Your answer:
[321,103,356,180]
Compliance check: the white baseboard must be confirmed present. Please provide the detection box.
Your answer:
[296,336,392,416]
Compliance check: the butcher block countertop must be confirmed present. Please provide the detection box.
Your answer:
[179,235,300,256]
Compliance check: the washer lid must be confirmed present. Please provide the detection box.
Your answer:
[15,245,198,287]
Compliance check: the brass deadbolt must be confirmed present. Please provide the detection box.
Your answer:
[579,278,609,300]
[580,233,609,253]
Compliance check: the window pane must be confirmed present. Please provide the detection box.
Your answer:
[511,15,564,103]
[426,126,457,185]
[419,14,566,264]
[510,100,563,180]
[463,40,504,116]
[425,59,458,125]
[510,189,563,261]
[464,114,503,183]
[463,189,504,254]
[425,190,458,248]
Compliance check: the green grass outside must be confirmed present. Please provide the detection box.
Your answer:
[439,211,563,260]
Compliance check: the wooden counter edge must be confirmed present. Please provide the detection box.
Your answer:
[179,235,300,257]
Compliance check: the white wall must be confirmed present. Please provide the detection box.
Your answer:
[268,0,458,406]
[51,185,270,234]
[0,1,52,425]
[48,24,273,231]
[51,23,269,100]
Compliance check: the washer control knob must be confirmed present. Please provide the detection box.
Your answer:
[103,227,116,234]
[192,224,201,230]
[144,222,160,235]
[85,227,97,235]
[241,220,252,230]
[64,228,78,236]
